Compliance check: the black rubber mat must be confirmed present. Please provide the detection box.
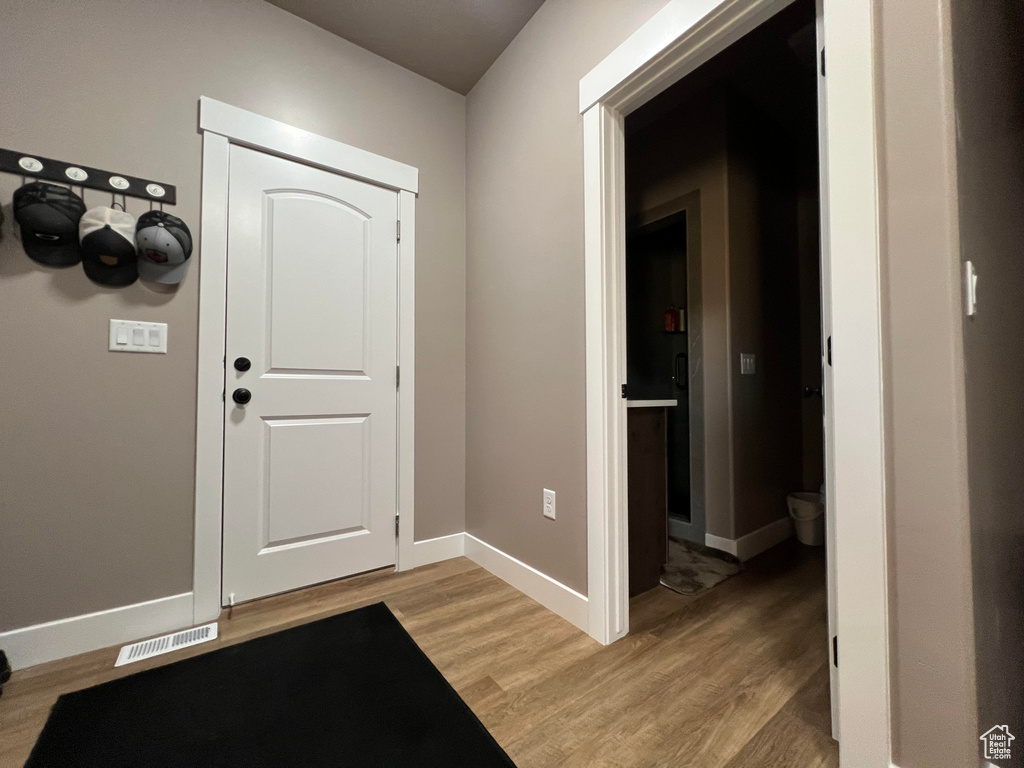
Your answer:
[26,602,515,767]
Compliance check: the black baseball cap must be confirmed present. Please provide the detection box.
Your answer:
[13,182,87,266]
[136,210,193,284]
[79,207,138,286]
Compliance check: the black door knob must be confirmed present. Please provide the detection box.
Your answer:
[234,357,251,372]
[232,388,252,405]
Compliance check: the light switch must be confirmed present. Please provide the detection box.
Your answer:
[109,320,168,354]
[740,353,756,375]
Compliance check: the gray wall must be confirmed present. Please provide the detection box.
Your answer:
[949,0,1024,761]
[0,0,467,632]
[465,0,669,593]
[877,0,978,764]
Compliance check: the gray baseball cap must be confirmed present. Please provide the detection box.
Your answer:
[135,210,192,284]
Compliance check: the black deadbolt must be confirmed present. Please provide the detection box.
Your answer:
[234,357,251,372]
[232,388,252,405]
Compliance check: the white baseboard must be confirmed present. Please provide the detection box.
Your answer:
[704,532,739,556]
[0,592,195,670]
[464,533,589,633]
[706,516,794,561]
[1,531,586,669]
[410,532,466,568]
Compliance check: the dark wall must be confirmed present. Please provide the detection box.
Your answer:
[625,217,688,401]
[726,92,809,536]
[950,0,1024,756]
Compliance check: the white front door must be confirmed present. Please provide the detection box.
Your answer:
[222,145,400,605]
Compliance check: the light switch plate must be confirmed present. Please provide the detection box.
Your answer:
[740,353,756,375]
[109,319,168,354]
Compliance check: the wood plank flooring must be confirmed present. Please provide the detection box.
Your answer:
[0,540,837,767]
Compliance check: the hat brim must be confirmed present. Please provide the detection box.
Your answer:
[20,230,82,267]
[82,257,138,287]
[138,257,190,285]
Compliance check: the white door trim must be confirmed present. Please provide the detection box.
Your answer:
[580,2,891,766]
[194,97,417,624]
[197,97,418,194]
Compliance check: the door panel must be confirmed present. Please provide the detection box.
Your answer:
[263,416,370,547]
[266,192,370,375]
[222,145,399,605]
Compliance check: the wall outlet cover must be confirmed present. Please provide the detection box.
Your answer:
[740,353,756,375]
[543,488,556,520]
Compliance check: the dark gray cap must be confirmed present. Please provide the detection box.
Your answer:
[13,182,86,266]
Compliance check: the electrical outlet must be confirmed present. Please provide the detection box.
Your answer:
[543,488,556,520]
[740,353,756,375]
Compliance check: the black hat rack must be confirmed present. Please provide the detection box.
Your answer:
[0,148,176,205]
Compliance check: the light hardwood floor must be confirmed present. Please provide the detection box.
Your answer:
[0,541,837,767]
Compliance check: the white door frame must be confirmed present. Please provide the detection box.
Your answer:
[581,2,891,766]
[193,97,418,625]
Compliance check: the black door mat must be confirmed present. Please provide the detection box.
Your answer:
[26,602,515,768]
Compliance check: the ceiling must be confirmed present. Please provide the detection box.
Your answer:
[266,0,547,94]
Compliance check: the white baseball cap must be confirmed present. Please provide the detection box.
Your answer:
[79,207,138,286]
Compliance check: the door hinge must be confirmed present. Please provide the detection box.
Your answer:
[820,47,826,77]
[397,220,401,243]
[396,365,401,389]
[395,515,400,536]
[827,336,832,367]
[832,635,838,668]
[621,383,628,399]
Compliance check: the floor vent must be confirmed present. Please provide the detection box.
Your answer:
[115,622,218,667]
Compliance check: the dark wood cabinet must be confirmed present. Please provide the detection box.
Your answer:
[627,406,669,597]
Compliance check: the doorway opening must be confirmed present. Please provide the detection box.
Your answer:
[620,0,835,751]
[582,0,890,759]
[625,206,703,552]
